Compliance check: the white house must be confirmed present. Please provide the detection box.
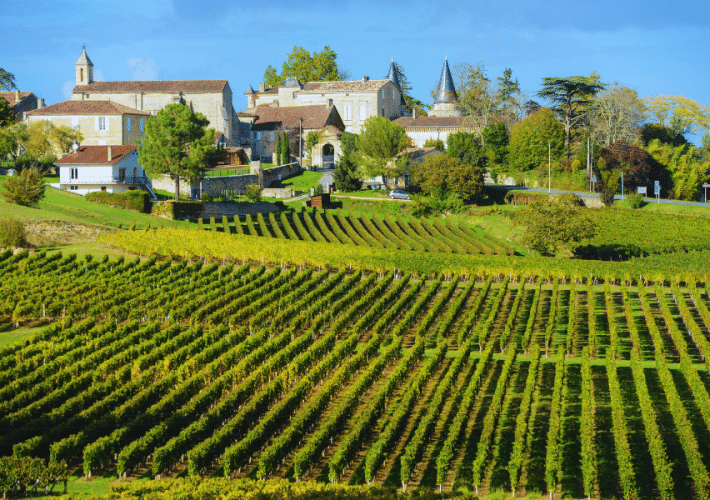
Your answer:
[55,145,155,198]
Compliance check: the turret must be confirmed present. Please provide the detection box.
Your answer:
[75,45,94,86]
[429,57,463,117]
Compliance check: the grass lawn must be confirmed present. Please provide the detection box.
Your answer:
[204,166,250,177]
[332,189,392,199]
[270,170,322,192]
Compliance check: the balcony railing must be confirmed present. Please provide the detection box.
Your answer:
[64,175,153,188]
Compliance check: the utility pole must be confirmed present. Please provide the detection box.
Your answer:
[547,142,552,194]
[621,172,624,203]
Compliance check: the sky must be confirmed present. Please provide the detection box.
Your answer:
[3,0,710,143]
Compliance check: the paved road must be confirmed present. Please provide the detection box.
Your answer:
[491,184,710,208]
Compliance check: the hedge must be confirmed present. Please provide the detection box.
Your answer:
[85,190,150,213]
[151,200,204,220]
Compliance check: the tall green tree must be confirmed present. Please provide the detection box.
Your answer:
[413,153,484,202]
[481,121,509,165]
[138,104,216,200]
[356,116,408,182]
[275,132,282,163]
[644,94,710,139]
[0,123,28,160]
[263,46,348,87]
[333,132,361,192]
[446,131,487,171]
[536,76,607,154]
[0,69,16,91]
[509,108,565,171]
[646,139,710,201]
[497,68,520,119]
[0,98,15,127]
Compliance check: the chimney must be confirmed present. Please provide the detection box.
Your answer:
[259,82,265,92]
[107,146,112,162]
[362,76,369,82]
[14,90,20,102]
[413,108,417,120]
[38,97,45,109]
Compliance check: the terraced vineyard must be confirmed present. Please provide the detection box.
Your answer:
[3,248,710,498]
[216,210,515,255]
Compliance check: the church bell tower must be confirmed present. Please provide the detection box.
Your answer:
[75,44,94,86]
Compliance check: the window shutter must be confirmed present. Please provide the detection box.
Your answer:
[105,116,109,132]
[95,117,99,131]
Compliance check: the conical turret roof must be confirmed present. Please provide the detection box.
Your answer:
[434,57,456,104]
[245,84,255,94]
[75,47,93,67]
[387,59,401,90]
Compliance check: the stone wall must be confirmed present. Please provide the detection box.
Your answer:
[202,201,279,218]
[152,174,194,198]
[201,174,259,196]
[262,162,300,187]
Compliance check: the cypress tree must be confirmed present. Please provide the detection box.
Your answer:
[275,132,282,164]
[282,133,290,165]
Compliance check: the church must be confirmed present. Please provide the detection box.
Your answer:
[70,47,236,145]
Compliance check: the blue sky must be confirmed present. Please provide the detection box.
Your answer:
[3,0,709,142]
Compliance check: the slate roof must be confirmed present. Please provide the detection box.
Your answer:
[0,92,33,108]
[243,105,343,131]
[387,60,401,90]
[73,80,228,94]
[75,48,93,66]
[56,145,136,165]
[434,58,457,104]
[26,100,151,116]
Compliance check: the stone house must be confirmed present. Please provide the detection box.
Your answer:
[26,100,151,147]
[243,61,405,134]
[0,91,45,121]
[236,104,345,167]
[70,47,236,144]
[54,145,155,197]
[363,147,441,190]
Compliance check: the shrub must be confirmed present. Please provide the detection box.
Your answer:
[0,217,27,248]
[1,167,45,207]
[85,190,150,213]
[626,193,646,209]
[245,184,263,202]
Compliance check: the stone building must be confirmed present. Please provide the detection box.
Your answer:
[26,100,150,146]
[0,91,45,121]
[243,61,404,134]
[236,104,345,167]
[70,47,236,144]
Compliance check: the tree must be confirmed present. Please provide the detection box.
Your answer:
[275,132,282,163]
[509,108,565,171]
[644,94,710,139]
[263,46,347,87]
[0,97,15,128]
[356,116,408,181]
[455,63,500,124]
[0,217,27,248]
[481,121,509,165]
[137,103,216,201]
[497,68,521,119]
[446,131,487,171]
[244,184,263,202]
[0,69,16,91]
[423,138,445,150]
[513,194,598,256]
[51,125,84,154]
[646,140,710,201]
[588,84,645,145]
[412,154,484,202]
[1,167,45,207]
[333,132,361,192]
[597,140,668,197]
[641,123,687,147]
[388,61,427,115]
[536,76,607,153]
[0,123,28,160]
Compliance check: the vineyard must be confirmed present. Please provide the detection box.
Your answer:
[191,210,516,256]
[3,248,710,498]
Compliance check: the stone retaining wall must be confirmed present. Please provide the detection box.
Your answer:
[202,201,279,218]
[201,174,259,196]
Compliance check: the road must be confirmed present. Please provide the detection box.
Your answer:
[490,185,710,208]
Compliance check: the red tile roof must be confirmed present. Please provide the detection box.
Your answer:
[72,80,228,94]
[253,79,390,96]
[56,145,137,165]
[395,147,439,159]
[394,115,508,128]
[244,105,343,131]
[27,100,150,116]
[0,91,33,108]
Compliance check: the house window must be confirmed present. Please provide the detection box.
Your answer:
[270,131,274,140]
[360,105,366,122]
[393,89,396,100]
[381,108,385,117]
[85,94,90,99]
[99,117,106,130]
[70,185,78,191]
[118,168,126,182]
[344,105,351,121]
[140,118,144,132]
[257,131,261,140]
[127,118,132,132]
[70,168,78,179]
[404,174,410,188]
[382,89,385,98]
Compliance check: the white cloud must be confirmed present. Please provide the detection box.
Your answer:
[126,57,160,81]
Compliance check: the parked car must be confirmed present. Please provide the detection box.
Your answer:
[389,189,410,200]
